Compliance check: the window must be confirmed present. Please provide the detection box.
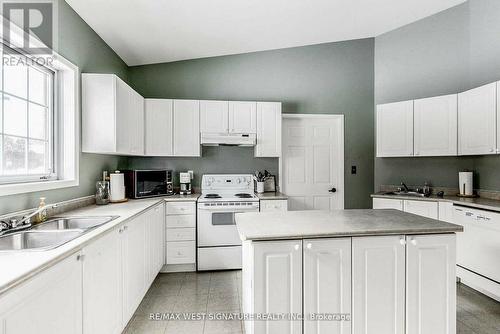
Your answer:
[0,45,56,184]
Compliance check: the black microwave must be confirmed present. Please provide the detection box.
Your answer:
[124,170,173,199]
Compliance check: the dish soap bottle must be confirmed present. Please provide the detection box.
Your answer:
[37,197,48,223]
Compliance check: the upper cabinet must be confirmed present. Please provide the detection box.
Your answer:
[255,102,282,157]
[376,100,414,157]
[144,99,173,156]
[414,94,457,156]
[229,101,257,133]
[200,100,229,133]
[82,73,144,156]
[173,100,201,157]
[458,82,497,155]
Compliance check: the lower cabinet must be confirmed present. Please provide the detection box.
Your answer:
[260,199,288,212]
[372,198,439,220]
[352,236,405,334]
[303,238,351,334]
[82,228,123,334]
[252,240,302,334]
[372,198,404,210]
[0,253,83,334]
[243,234,456,334]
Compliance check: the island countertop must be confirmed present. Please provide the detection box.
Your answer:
[235,209,463,241]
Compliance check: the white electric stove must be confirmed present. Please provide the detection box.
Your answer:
[197,174,260,270]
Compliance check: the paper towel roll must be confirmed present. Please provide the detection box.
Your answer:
[459,172,473,196]
[110,171,125,201]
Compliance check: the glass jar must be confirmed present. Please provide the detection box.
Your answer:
[96,181,110,205]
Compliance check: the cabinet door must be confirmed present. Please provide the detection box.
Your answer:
[122,216,147,322]
[406,234,456,334]
[414,94,457,156]
[0,254,83,334]
[253,240,302,334]
[260,200,288,212]
[131,90,144,155]
[404,200,438,219]
[146,204,165,284]
[438,202,454,223]
[229,101,256,133]
[376,101,413,157]
[83,228,123,334]
[115,77,132,154]
[352,236,405,334]
[458,82,497,155]
[372,198,403,210]
[255,102,282,157]
[200,100,228,133]
[145,99,173,156]
[173,100,200,156]
[304,238,351,334]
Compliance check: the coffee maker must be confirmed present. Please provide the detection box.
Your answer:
[179,171,192,195]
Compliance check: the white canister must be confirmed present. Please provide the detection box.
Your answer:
[256,181,265,194]
[110,171,126,201]
[458,171,473,196]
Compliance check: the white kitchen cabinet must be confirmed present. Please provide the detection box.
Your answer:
[255,102,282,157]
[200,100,229,133]
[165,202,197,271]
[458,82,497,155]
[260,199,288,212]
[82,228,123,334]
[414,94,458,156]
[252,240,303,334]
[121,215,147,322]
[146,203,165,285]
[376,100,414,157]
[173,99,200,156]
[372,197,404,210]
[144,99,173,156]
[403,200,439,219]
[352,236,405,334]
[406,234,456,334]
[498,81,500,154]
[229,101,257,133]
[82,73,144,155]
[0,253,83,334]
[303,238,351,334]
[438,202,454,223]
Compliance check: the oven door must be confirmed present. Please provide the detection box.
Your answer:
[197,206,258,247]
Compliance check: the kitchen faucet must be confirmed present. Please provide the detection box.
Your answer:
[0,203,58,235]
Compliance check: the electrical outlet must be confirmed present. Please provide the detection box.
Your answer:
[351,166,357,174]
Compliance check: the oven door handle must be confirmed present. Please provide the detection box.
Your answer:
[198,206,259,212]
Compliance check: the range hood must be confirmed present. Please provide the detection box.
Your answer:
[201,133,256,146]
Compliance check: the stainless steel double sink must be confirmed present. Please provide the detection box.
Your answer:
[0,216,118,251]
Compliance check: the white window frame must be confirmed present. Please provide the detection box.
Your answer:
[0,21,79,197]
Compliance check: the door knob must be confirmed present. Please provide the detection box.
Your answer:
[328,188,337,193]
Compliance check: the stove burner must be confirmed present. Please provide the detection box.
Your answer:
[235,193,253,198]
[204,194,222,199]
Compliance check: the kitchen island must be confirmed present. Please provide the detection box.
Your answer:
[236,209,463,334]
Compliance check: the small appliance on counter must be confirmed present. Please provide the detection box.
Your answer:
[179,171,193,195]
[110,171,127,202]
[124,169,173,199]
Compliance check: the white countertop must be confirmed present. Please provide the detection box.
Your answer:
[0,194,199,296]
[236,209,463,241]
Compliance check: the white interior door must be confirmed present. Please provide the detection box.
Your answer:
[282,115,344,210]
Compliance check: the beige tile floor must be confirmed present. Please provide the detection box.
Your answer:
[123,271,500,334]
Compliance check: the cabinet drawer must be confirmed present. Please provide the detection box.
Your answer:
[166,215,195,228]
[166,202,196,215]
[167,228,195,241]
[167,241,195,264]
[260,200,288,212]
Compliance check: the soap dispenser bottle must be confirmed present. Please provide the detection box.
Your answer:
[37,197,48,223]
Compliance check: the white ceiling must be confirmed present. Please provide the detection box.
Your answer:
[66,0,466,66]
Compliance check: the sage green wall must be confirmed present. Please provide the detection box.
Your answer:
[128,39,375,209]
[374,0,500,191]
[0,0,128,214]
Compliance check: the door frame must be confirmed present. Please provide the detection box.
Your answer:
[280,114,345,209]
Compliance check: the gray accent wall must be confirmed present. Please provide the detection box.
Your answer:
[128,39,375,209]
[374,0,500,191]
[0,0,128,214]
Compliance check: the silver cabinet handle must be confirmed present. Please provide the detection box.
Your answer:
[306,243,312,249]
[294,244,300,251]
[410,238,417,246]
